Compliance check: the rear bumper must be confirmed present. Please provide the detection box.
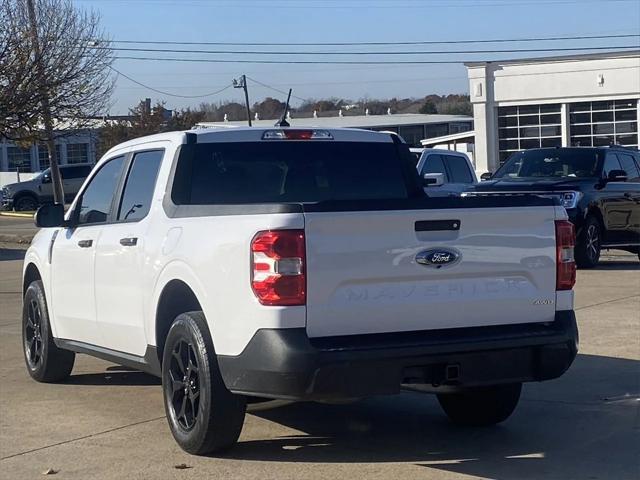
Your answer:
[217,311,578,401]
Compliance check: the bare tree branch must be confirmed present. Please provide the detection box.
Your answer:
[0,0,115,143]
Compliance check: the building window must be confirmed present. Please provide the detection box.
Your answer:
[569,99,638,148]
[424,123,449,139]
[449,122,473,134]
[37,144,62,171]
[498,104,562,164]
[7,146,32,172]
[398,125,425,147]
[66,143,88,164]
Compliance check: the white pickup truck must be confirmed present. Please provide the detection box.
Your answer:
[22,127,578,455]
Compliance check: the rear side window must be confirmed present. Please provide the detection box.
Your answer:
[118,150,163,221]
[78,157,124,225]
[617,153,640,181]
[421,154,449,181]
[443,155,474,183]
[172,142,409,204]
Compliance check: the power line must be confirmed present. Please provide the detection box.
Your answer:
[98,45,640,56]
[108,65,233,98]
[106,33,640,47]
[113,49,639,65]
[245,76,309,102]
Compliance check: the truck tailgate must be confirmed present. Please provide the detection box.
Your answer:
[304,206,557,338]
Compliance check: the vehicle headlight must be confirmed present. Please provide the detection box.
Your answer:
[558,191,582,209]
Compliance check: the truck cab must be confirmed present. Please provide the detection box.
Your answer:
[416,148,477,196]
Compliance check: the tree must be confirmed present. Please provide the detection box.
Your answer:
[253,97,286,120]
[1,0,114,202]
[419,101,438,114]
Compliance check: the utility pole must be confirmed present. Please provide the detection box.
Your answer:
[26,0,64,205]
[233,75,252,127]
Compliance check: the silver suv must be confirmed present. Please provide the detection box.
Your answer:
[1,164,93,211]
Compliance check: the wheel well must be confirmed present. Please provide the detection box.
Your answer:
[586,208,605,232]
[155,280,202,364]
[23,263,41,297]
[13,191,38,202]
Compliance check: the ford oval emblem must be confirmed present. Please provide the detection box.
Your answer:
[415,248,461,268]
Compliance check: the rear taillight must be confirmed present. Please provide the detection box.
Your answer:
[251,230,306,306]
[555,220,576,291]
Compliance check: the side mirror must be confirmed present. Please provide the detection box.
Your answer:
[34,203,65,228]
[423,172,445,187]
[607,169,627,182]
[480,172,493,181]
[41,174,51,184]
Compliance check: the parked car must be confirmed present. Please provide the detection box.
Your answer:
[470,146,640,267]
[1,164,93,211]
[416,148,477,196]
[23,127,577,455]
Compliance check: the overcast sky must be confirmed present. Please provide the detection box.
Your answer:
[72,0,640,114]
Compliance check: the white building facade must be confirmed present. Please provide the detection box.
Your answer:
[466,51,640,173]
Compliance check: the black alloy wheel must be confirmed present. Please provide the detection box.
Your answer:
[161,311,246,455]
[24,298,44,370]
[166,339,201,431]
[22,280,75,382]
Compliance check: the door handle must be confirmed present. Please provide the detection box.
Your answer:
[77,239,93,248]
[119,237,138,247]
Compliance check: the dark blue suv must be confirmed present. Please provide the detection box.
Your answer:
[471,146,640,268]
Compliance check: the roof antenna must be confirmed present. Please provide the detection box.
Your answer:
[275,89,292,127]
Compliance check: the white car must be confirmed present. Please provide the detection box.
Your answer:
[23,127,578,455]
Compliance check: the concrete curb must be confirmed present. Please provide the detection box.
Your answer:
[0,212,34,218]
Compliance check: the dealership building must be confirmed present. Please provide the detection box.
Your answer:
[466,50,640,174]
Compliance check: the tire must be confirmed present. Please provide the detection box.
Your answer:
[14,194,39,212]
[162,311,246,455]
[22,280,75,382]
[437,383,522,427]
[575,216,601,268]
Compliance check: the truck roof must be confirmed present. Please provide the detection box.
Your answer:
[102,126,396,159]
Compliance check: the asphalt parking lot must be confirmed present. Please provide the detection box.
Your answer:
[0,247,638,480]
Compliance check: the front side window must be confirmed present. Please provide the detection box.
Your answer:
[617,153,640,181]
[77,156,124,225]
[443,155,473,183]
[494,149,601,179]
[421,155,449,181]
[602,153,622,178]
[118,151,163,221]
[62,165,92,179]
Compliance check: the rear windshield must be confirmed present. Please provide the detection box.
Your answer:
[494,149,603,179]
[171,141,411,204]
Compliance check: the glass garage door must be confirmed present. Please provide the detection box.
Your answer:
[569,99,638,148]
[498,104,562,164]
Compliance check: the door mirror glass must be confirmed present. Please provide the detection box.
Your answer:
[423,172,445,187]
[607,169,627,182]
[480,172,493,181]
[34,204,65,228]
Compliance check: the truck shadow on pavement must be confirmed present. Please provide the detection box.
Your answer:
[65,366,161,386]
[223,353,639,480]
[593,259,640,271]
[0,248,27,262]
